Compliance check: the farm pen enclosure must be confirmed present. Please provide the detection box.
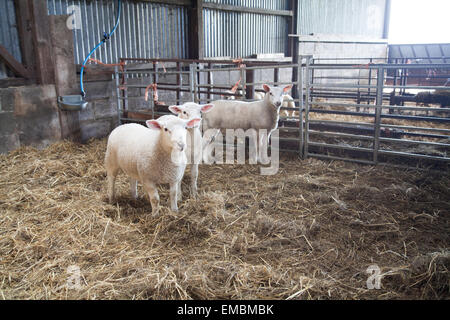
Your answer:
[0,57,449,299]
[0,0,449,301]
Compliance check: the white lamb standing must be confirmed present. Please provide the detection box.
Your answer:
[105,115,201,215]
[202,84,292,161]
[253,91,265,100]
[168,102,215,197]
[226,88,295,118]
[254,91,296,118]
[224,89,244,100]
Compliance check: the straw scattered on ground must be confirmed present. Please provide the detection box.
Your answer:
[0,139,448,299]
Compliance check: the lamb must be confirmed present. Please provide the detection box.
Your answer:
[202,84,292,161]
[104,115,201,215]
[224,89,244,100]
[226,89,295,118]
[254,91,296,118]
[168,102,215,197]
[253,91,265,100]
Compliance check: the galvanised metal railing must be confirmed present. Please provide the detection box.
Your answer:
[113,56,450,168]
[114,59,199,124]
[301,55,450,166]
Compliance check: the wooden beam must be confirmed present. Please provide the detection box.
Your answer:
[187,0,204,60]
[75,64,115,82]
[30,0,55,85]
[0,45,32,79]
[202,2,293,17]
[0,78,31,88]
[14,0,36,81]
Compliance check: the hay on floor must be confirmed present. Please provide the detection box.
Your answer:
[0,139,448,299]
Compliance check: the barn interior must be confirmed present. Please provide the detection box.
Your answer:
[0,0,448,300]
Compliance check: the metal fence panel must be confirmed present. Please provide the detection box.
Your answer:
[302,57,450,167]
[112,55,450,168]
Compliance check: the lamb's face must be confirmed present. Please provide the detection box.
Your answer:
[146,115,201,153]
[169,103,214,127]
[263,84,293,108]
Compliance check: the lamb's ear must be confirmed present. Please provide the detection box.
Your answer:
[283,85,293,93]
[186,118,201,128]
[200,104,214,113]
[263,84,271,93]
[168,105,182,115]
[146,120,161,130]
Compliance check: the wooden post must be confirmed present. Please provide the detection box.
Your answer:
[14,0,36,81]
[245,68,254,99]
[207,63,212,101]
[274,68,279,85]
[30,0,55,85]
[188,0,204,59]
[176,62,181,104]
[49,15,81,142]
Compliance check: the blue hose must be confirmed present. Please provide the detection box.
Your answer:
[80,0,121,98]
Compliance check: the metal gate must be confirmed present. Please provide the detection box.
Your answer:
[301,55,450,167]
[114,56,450,168]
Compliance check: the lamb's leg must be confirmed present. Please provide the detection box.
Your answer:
[177,179,182,202]
[258,131,270,164]
[291,102,297,118]
[105,149,119,203]
[169,183,179,212]
[143,181,160,216]
[190,164,198,197]
[130,178,138,200]
[106,168,119,203]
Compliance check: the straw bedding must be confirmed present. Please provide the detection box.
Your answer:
[0,139,448,299]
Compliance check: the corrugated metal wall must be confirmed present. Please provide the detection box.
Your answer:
[203,0,290,58]
[45,0,389,62]
[0,0,390,79]
[298,0,387,38]
[0,0,22,79]
[47,0,189,64]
